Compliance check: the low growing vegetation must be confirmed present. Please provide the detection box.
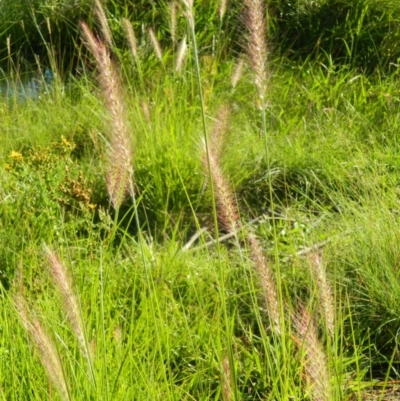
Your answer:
[1,0,400,400]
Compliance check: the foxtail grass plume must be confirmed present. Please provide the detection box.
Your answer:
[231,57,245,88]
[293,306,330,401]
[44,247,88,358]
[309,253,335,337]
[94,0,113,47]
[123,18,138,62]
[201,107,239,234]
[221,355,234,401]
[169,1,177,43]
[219,0,228,21]
[175,36,187,72]
[80,22,133,209]
[148,27,163,62]
[210,105,230,159]
[247,233,281,333]
[15,294,70,401]
[244,0,268,109]
[181,0,194,29]
[141,101,151,124]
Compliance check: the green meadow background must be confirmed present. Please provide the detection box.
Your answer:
[1,0,400,399]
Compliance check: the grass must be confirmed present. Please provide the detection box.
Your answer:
[1,1,400,400]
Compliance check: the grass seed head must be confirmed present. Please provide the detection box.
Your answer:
[123,18,138,62]
[293,306,330,401]
[44,247,88,358]
[175,36,187,72]
[94,0,113,48]
[148,27,163,62]
[309,252,335,337]
[244,0,268,108]
[80,22,133,209]
[247,233,281,333]
[15,294,70,401]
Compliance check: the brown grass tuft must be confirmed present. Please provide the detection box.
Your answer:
[292,306,330,401]
[80,22,133,209]
[15,293,70,401]
[243,0,268,109]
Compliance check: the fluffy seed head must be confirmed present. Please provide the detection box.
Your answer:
[44,247,88,358]
[175,36,187,72]
[169,1,177,43]
[219,0,228,20]
[148,27,163,62]
[309,253,335,336]
[94,0,112,47]
[202,107,238,234]
[80,22,133,209]
[292,306,330,401]
[231,57,245,88]
[222,355,233,401]
[123,18,138,62]
[15,294,70,401]
[247,233,281,333]
[244,0,268,108]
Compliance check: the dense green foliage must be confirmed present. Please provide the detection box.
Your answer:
[1,0,400,400]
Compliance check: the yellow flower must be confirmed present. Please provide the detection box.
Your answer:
[9,150,23,162]
[88,203,97,210]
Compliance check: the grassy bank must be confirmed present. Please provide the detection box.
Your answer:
[1,1,400,400]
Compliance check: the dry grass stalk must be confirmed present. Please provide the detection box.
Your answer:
[244,0,268,109]
[221,355,234,401]
[15,293,70,401]
[169,1,177,43]
[309,253,335,336]
[80,22,133,209]
[175,35,187,72]
[247,233,281,333]
[94,0,113,48]
[45,247,88,358]
[123,18,138,62]
[202,107,238,234]
[231,57,245,88]
[293,306,330,401]
[148,27,163,62]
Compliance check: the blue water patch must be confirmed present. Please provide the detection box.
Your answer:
[0,68,54,103]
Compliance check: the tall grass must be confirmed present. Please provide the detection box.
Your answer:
[1,1,400,400]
